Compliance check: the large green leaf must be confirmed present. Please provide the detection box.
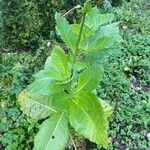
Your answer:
[27,70,60,96]
[85,6,114,30]
[55,13,77,52]
[34,112,69,150]
[51,91,70,110]
[86,23,122,52]
[18,90,56,120]
[76,64,104,93]
[68,92,109,148]
[51,46,71,80]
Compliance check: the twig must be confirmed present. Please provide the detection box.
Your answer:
[62,5,81,17]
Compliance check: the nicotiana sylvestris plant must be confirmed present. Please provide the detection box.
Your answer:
[18,2,122,150]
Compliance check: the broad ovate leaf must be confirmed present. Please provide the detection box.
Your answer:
[86,23,122,52]
[68,92,109,148]
[18,90,56,120]
[27,70,60,96]
[83,48,112,63]
[76,64,104,93]
[85,6,114,30]
[34,112,69,150]
[55,13,77,52]
[51,46,71,80]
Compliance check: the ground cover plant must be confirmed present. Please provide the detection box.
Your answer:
[0,0,150,149]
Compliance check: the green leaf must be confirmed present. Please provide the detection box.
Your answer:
[71,24,85,41]
[51,46,71,80]
[74,61,87,72]
[34,112,69,150]
[55,13,77,52]
[83,50,111,63]
[51,91,70,110]
[68,92,109,148]
[96,22,122,44]
[76,64,104,93]
[44,56,53,70]
[86,23,122,52]
[45,56,69,80]
[71,24,91,50]
[82,1,93,14]
[28,46,72,95]
[18,90,56,120]
[87,36,112,52]
[99,99,113,117]
[85,6,114,30]
[27,70,60,96]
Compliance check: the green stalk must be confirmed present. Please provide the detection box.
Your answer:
[69,131,77,150]
[76,13,86,54]
[69,13,86,94]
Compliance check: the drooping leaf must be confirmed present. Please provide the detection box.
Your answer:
[34,112,69,150]
[99,99,113,117]
[51,46,71,79]
[76,64,104,93]
[68,92,109,148]
[18,90,56,120]
[85,6,114,30]
[55,13,77,52]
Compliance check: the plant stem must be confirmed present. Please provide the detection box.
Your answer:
[69,13,86,93]
[69,131,77,150]
[76,13,86,54]
[62,5,81,17]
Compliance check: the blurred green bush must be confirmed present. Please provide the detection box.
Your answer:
[0,0,41,50]
[0,0,124,51]
[0,0,86,50]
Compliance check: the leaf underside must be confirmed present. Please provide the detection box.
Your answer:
[34,112,69,150]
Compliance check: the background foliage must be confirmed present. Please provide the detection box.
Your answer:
[0,0,150,149]
[0,0,124,50]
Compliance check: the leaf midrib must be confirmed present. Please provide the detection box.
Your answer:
[23,95,57,113]
[71,98,96,136]
[45,111,65,150]
[76,73,94,93]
